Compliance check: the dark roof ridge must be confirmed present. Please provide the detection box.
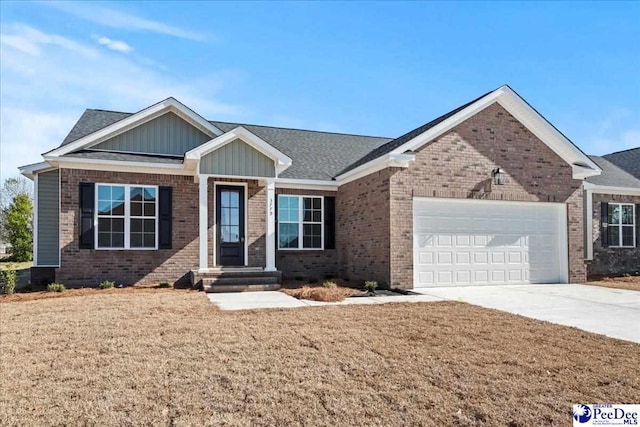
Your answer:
[602,146,640,156]
[211,120,392,140]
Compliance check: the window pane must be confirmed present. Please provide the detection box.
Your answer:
[622,205,634,225]
[113,186,125,201]
[112,233,124,248]
[143,188,156,202]
[313,198,321,209]
[221,191,230,207]
[312,211,322,222]
[144,203,155,217]
[98,201,112,215]
[278,223,299,248]
[98,233,110,247]
[98,219,109,232]
[230,208,239,226]
[131,187,143,202]
[143,234,155,248]
[608,204,620,224]
[144,219,155,233]
[131,219,142,233]
[113,218,124,233]
[609,226,620,246]
[304,210,312,222]
[130,233,143,248]
[112,201,124,216]
[303,224,321,248]
[98,185,111,201]
[131,202,143,216]
[229,191,239,208]
[304,198,311,209]
[622,226,634,247]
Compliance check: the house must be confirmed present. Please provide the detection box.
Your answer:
[584,148,640,276]
[22,85,634,290]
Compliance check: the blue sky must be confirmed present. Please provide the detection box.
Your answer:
[1,1,638,180]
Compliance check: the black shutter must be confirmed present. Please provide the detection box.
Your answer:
[636,204,640,248]
[324,196,336,250]
[158,186,172,249]
[600,202,609,247]
[79,183,95,249]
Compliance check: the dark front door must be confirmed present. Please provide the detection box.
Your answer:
[216,186,245,266]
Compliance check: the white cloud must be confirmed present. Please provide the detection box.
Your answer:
[0,24,242,181]
[91,35,133,53]
[44,1,208,41]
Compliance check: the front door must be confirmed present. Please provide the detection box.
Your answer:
[216,186,245,266]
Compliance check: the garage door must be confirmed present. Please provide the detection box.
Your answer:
[413,198,568,287]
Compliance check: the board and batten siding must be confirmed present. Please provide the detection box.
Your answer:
[200,139,275,177]
[93,112,211,155]
[37,169,60,266]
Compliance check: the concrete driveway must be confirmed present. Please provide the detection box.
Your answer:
[414,284,640,343]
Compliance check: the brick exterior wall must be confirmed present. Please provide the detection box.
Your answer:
[333,103,587,289]
[589,194,640,276]
[58,169,199,286]
[387,103,586,287]
[335,170,392,285]
[276,188,338,279]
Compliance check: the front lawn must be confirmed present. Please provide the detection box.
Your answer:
[587,275,640,291]
[1,293,638,426]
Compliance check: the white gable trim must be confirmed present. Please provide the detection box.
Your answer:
[185,126,293,175]
[19,162,56,180]
[43,156,194,176]
[583,181,640,196]
[46,98,224,157]
[336,86,601,182]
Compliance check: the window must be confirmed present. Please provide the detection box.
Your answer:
[96,184,158,249]
[278,195,323,249]
[608,203,635,248]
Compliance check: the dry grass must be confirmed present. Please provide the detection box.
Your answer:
[0,284,189,303]
[1,293,639,426]
[282,285,362,302]
[586,275,640,291]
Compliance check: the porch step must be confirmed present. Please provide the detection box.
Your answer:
[190,268,282,292]
[203,283,281,293]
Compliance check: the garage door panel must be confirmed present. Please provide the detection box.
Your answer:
[413,198,568,287]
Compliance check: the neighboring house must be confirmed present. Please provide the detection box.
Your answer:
[20,85,609,290]
[584,148,640,275]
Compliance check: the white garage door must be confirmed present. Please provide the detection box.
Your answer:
[413,198,568,287]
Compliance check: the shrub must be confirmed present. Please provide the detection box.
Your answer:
[322,281,337,288]
[47,283,65,292]
[158,282,172,288]
[0,269,17,294]
[365,281,378,292]
[1,193,33,262]
[99,280,115,289]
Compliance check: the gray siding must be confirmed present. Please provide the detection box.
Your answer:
[200,139,275,177]
[93,112,211,155]
[37,170,60,266]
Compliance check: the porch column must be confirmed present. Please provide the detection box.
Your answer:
[265,179,276,271]
[198,175,208,272]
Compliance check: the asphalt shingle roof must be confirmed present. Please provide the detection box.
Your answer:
[587,148,640,188]
[58,109,391,180]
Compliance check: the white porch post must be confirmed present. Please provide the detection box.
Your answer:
[265,179,276,271]
[198,175,208,272]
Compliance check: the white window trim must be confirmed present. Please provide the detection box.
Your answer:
[94,183,159,250]
[277,195,324,250]
[608,202,636,248]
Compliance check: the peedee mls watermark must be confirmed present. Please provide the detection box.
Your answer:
[573,404,639,426]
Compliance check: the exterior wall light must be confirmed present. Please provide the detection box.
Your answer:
[492,167,506,185]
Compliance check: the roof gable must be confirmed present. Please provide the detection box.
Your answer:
[92,111,211,156]
[336,85,601,180]
[46,97,223,157]
[199,138,275,177]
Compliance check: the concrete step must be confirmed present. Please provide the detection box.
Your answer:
[203,283,281,293]
[191,269,282,291]
[203,276,280,287]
